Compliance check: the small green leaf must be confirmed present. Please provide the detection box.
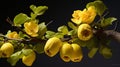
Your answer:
[7,51,23,66]
[86,0,107,16]
[101,47,112,59]
[68,30,77,36]
[22,49,33,56]
[14,13,30,26]
[86,37,98,49]
[101,17,117,27]
[33,43,45,54]
[30,12,37,19]
[19,31,29,38]
[6,30,11,34]
[30,5,36,12]
[68,22,77,30]
[72,38,87,47]
[58,25,69,35]
[54,33,64,39]
[35,6,48,15]
[38,22,47,38]
[45,31,56,39]
[88,47,98,58]
[73,36,98,48]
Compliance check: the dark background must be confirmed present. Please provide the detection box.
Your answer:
[0,0,120,67]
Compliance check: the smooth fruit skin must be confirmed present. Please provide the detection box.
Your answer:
[60,42,73,62]
[0,42,14,58]
[22,50,36,66]
[44,37,62,57]
[71,44,83,62]
[78,24,93,41]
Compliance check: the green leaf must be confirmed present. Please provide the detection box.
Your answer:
[73,36,98,48]
[19,31,29,38]
[101,17,117,27]
[33,43,45,54]
[45,31,64,39]
[101,47,112,59]
[30,12,37,20]
[86,0,107,16]
[6,30,11,34]
[30,5,37,12]
[13,13,30,26]
[68,30,77,36]
[54,33,64,39]
[45,31,56,39]
[35,6,48,15]
[72,38,87,47]
[86,37,98,49]
[30,5,48,19]
[7,51,23,66]
[58,25,69,35]
[88,47,98,58]
[68,22,77,30]
[38,22,47,38]
[22,49,33,56]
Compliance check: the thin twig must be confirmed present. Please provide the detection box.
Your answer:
[6,17,33,38]
[113,21,118,31]
[46,20,54,26]
[96,11,109,23]
[6,17,14,26]
[0,34,30,42]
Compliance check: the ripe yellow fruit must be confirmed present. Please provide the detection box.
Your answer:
[71,44,83,62]
[44,37,62,57]
[22,50,36,66]
[60,42,73,62]
[0,42,14,58]
[78,24,93,41]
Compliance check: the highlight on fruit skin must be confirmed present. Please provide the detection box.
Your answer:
[60,42,73,62]
[78,23,93,41]
[44,37,62,57]
[71,43,83,62]
[22,49,36,66]
[0,42,14,58]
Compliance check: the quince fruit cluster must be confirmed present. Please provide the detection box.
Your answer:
[44,37,83,62]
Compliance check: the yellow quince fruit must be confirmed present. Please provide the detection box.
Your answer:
[44,37,62,57]
[24,21,39,37]
[60,42,73,62]
[71,43,83,62]
[71,6,96,24]
[22,49,36,66]
[78,24,93,41]
[0,42,14,58]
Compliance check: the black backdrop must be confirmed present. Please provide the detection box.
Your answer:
[0,0,120,67]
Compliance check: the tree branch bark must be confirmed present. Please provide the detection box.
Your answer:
[103,30,120,43]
